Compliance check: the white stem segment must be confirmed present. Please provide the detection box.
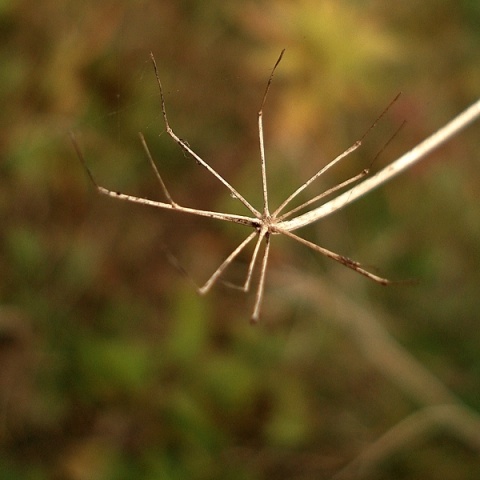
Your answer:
[279,98,480,232]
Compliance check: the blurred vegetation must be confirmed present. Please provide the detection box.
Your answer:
[1,0,480,479]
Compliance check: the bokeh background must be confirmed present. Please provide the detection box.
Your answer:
[1,1,480,479]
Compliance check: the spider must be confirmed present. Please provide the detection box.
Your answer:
[71,50,480,322]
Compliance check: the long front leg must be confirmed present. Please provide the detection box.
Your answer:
[278,228,392,285]
[150,53,261,218]
[70,132,259,227]
[251,230,271,323]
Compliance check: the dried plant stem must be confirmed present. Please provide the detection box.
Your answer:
[280,98,480,231]
[272,268,480,478]
[274,268,458,405]
[331,405,480,480]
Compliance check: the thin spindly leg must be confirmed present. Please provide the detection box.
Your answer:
[198,231,257,294]
[278,169,368,221]
[273,142,361,218]
[278,228,393,285]
[257,49,285,216]
[273,92,401,218]
[150,53,261,218]
[279,119,406,221]
[242,227,268,292]
[138,132,177,207]
[70,132,259,227]
[251,231,271,323]
[218,227,270,294]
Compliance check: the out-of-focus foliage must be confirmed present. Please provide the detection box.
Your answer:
[1,1,479,478]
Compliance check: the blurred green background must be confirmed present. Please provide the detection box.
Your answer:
[1,1,480,478]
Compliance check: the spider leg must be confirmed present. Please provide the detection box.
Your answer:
[273,141,361,218]
[278,227,393,285]
[198,231,257,294]
[197,226,272,324]
[251,230,271,323]
[150,53,261,219]
[236,227,265,292]
[138,132,178,207]
[278,169,368,221]
[278,117,407,221]
[257,49,285,217]
[216,226,268,293]
[218,226,271,322]
[70,132,259,227]
[273,92,402,218]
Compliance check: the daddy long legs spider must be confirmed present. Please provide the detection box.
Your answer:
[72,50,480,322]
